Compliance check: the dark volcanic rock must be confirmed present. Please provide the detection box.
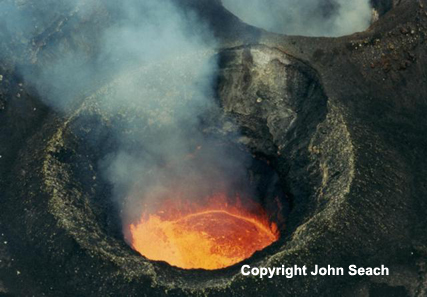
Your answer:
[0,0,427,296]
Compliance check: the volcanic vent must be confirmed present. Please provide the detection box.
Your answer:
[123,146,282,270]
[48,49,290,273]
[8,42,329,291]
[2,0,424,295]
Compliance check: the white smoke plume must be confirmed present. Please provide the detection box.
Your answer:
[1,0,258,227]
[221,0,373,37]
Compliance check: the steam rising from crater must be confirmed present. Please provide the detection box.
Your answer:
[222,0,373,37]
[0,1,262,229]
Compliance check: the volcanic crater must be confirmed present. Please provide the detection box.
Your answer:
[1,0,426,296]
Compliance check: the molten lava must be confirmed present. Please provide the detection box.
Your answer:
[126,193,279,270]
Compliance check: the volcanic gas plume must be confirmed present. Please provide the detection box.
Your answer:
[221,0,373,37]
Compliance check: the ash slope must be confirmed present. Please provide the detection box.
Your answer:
[0,0,427,296]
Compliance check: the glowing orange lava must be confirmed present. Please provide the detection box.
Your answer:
[126,193,279,270]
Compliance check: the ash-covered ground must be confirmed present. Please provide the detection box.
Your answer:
[1,0,427,296]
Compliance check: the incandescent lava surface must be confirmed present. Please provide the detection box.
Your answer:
[127,194,278,270]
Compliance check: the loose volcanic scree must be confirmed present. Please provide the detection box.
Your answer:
[0,0,426,296]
